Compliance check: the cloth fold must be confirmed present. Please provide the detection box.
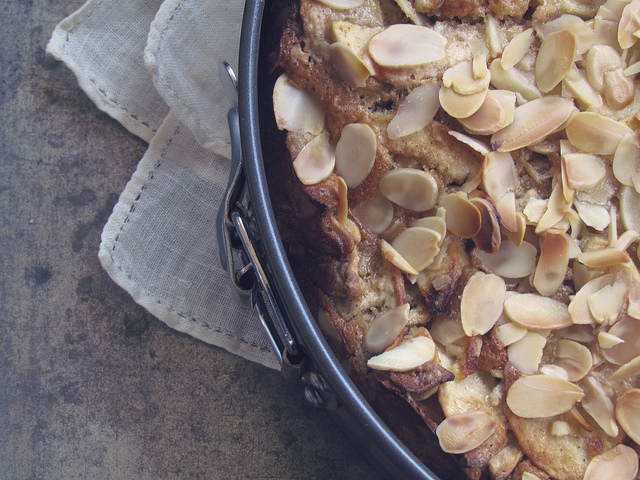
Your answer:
[47,0,280,370]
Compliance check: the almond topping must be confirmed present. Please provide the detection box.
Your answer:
[368,24,447,67]
[603,68,635,109]
[533,230,570,296]
[364,304,410,354]
[569,273,617,325]
[391,227,442,272]
[586,44,622,92]
[501,28,534,70]
[328,43,372,88]
[565,112,633,154]
[581,376,619,437]
[443,60,491,95]
[577,248,630,268]
[273,74,324,134]
[458,90,507,135]
[620,186,640,232]
[292,132,335,185]
[562,153,607,191]
[610,354,640,381]
[482,151,517,203]
[615,388,640,444]
[586,274,628,324]
[413,215,447,241]
[537,14,596,54]
[613,131,640,189]
[535,30,577,93]
[583,445,639,480]
[470,196,502,254]
[604,315,640,365]
[598,331,625,348]
[436,411,498,454]
[489,59,541,102]
[508,332,547,374]
[380,239,419,275]
[317,0,365,8]
[439,192,482,239]
[506,374,585,418]
[618,0,640,49]
[335,123,377,188]
[367,335,436,371]
[495,322,528,346]
[379,168,439,212]
[475,239,537,278]
[555,339,593,381]
[491,96,574,152]
[352,196,394,234]
[504,293,573,330]
[439,85,488,119]
[460,272,506,337]
[387,83,440,139]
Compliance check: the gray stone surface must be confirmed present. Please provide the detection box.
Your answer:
[0,2,388,478]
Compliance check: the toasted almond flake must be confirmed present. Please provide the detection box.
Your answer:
[390,0,426,24]
[292,132,335,185]
[368,24,447,67]
[489,59,542,102]
[620,185,640,232]
[563,67,605,111]
[495,322,528,346]
[540,364,571,380]
[506,374,584,418]
[364,304,410,354]
[504,293,573,330]
[473,52,489,79]
[610,354,640,381]
[574,200,611,231]
[391,227,441,272]
[439,85,487,119]
[615,388,640,444]
[335,123,377,188]
[566,112,633,154]
[367,335,436,371]
[535,30,577,93]
[440,192,482,238]
[584,445,639,480]
[379,168,438,212]
[475,238,537,278]
[317,0,365,8]
[380,239,419,275]
[413,215,447,241]
[615,230,640,251]
[586,276,628,324]
[460,272,506,336]
[387,83,440,139]
[578,248,630,267]
[603,68,635,109]
[535,179,569,234]
[537,14,596,54]
[482,151,517,202]
[618,0,640,48]
[436,411,498,454]
[581,376,619,437]
[470,197,502,254]
[273,74,324,134]
[613,131,640,187]
[495,191,518,233]
[562,153,607,191]
[485,14,503,57]
[624,60,640,75]
[598,331,625,348]
[491,96,574,152]
[556,339,593,381]
[604,315,640,365]
[586,45,622,92]
[328,43,372,88]
[336,175,349,226]
[505,212,528,247]
[448,131,491,155]
[508,332,547,374]
[532,230,570,296]
[352,196,394,234]
[458,90,507,135]
[550,420,572,436]
[629,278,640,319]
[569,273,616,325]
[443,60,491,96]
[501,29,534,70]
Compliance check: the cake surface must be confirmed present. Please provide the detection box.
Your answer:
[268,0,640,478]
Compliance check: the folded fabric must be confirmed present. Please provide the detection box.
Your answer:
[47,0,280,370]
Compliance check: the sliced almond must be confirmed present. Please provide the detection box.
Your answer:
[292,132,335,185]
[581,376,619,437]
[563,65,604,112]
[586,274,628,324]
[562,153,607,192]
[430,316,467,347]
[460,272,506,336]
[485,14,503,57]
[368,24,447,67]
[586,45,622,92]
[574,200,611,232]
[598,331,625,348]
[317,0,365,8]
[473,52,489,79]
[475,239,537,278]
[443,60,491,95]
[618,0,640,48]
[532,230,570,297]
[436,411,498,454]
[620,185,640,232]
[535,30,577,93]
[469,197,502,254]
[439,85,488,119]
[613,131,640,188]
[501,28,535,70]
[583,445,639,480]
[508,332,547,374]
[555,339,593,381]
[603,68,635,109]
[335,123,377,188]
[482,151,517,202]
[569,273,616,325]
[440,192,482,238]
[489,59,542,102]
[448,131,491,156]
[458,90,507,135]
[604,315,640,365]
[491,96,574,152]
[387,82,440,139]
[615,388,640,444]
[609,354,640,381]
[506,374,584,418]
[504,212,528,247]
[565,112,633,154]
[540,364,571,380]
[273,74,324,134]
[535,179,569,234]
[380,239,419,275]
[364,304,410,354]
[495,322,528,346]
[379,168,438,212]
[391,227,441,272]
[413,215,447,241]
[352,196,394,234]
[578,248,630,267]
[537,14,596,54]
[328,42,372,88]
[503,293,573,330]
[367,335,436,371]
[495,191,518,233]
[336,176,349,226]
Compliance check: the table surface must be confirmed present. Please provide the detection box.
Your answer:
[0,1,389,478]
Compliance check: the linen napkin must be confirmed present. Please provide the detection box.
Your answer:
[47,0,281,370]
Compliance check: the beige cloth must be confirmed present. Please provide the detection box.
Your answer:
[47,0,281,370]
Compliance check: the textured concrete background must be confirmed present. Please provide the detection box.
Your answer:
[0,1,387,478]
